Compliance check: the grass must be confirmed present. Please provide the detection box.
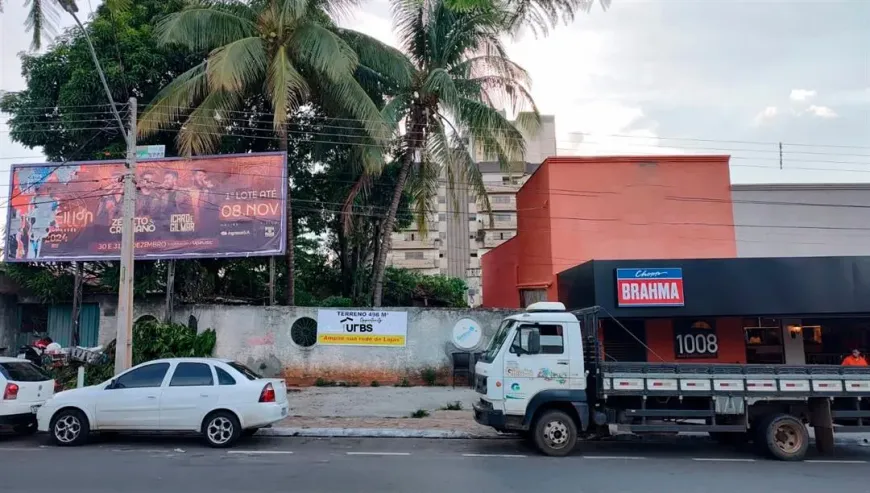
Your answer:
[314,378,337,387]
[410,409,430,418]
[397,377,412,387]
[371,380,380,387]
[420,367,438,386]
[441,401,463,411]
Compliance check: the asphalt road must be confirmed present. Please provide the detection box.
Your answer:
[1,434,868,493]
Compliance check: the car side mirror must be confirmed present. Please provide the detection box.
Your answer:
[106,379,116,390]
[528,329,541,355]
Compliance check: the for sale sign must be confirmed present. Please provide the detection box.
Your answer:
[316,309,408,346]
[616,268,685,307]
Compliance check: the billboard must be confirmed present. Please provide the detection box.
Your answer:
[5,152,286,261]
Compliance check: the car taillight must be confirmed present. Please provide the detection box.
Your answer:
[54,381,63,393]
[259,383,275,403]
[3,383,19,400]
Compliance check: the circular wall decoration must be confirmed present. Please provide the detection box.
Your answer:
[290,317,318,347]
[452,318,483,350]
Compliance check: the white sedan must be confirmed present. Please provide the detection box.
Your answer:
[37,358,289,448]
[1,357,58,434]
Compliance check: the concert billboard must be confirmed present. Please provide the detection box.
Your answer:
[4,152,286,262]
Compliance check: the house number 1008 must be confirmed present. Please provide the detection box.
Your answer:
[676,333,719,355]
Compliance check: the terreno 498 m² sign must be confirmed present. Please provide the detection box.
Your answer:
[316,309,408,346]
[616,268,685,307]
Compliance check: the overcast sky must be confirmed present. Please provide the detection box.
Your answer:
[1,0,868,194]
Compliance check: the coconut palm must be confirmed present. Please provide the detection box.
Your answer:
[365,0,540,306]
[138,0,399,305]
[445,0,611,36]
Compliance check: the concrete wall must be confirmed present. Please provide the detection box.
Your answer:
[732,184,870,257]
[95,301,515,386]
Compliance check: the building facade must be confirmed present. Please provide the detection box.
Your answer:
[386,115,557,306]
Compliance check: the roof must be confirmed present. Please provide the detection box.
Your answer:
[732,183,870,192]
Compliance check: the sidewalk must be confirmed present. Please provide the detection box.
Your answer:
[264,387,870,445]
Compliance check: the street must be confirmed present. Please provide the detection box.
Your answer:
[1,435,868,493]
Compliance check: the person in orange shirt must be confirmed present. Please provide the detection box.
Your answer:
[841,349,869,367]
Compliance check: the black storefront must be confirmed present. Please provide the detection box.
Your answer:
[556,256,870,365]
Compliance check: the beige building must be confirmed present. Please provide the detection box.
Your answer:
[385,115,557,306]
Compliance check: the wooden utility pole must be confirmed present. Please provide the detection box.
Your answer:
[114,97,137,375]
[164,260,176,323]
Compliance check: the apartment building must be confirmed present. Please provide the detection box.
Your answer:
[385,115,557,306]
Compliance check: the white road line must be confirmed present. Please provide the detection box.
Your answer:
[227,450,294,455]
[462,453,528,458]
[346,452,411,456]
[805,460,867,464]
[582,456,646,460]
[692,458,756,462]
[0,447,41,452]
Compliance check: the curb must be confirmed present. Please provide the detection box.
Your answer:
[258,427,506,439]
[259,427,870,446]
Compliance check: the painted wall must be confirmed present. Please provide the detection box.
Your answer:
[483,155,738,307]
[732,184,870,258]
[95,301,515,386]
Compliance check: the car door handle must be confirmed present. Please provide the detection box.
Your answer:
[200,394,210,398]
[557,361,569,365]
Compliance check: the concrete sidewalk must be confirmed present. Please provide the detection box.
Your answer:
[267,387,870,445]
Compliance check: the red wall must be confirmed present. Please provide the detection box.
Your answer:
[482,155,738,308]
[645,318,747,364]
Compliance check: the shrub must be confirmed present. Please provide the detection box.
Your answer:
[421,367,438,386]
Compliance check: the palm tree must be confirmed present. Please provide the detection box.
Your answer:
[138,0,398,306]
[366,0,540,307]
[444,0,611,36]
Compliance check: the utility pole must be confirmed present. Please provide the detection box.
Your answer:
[70,262,83,346]
[114,97,137,375]
[164,260,176,323]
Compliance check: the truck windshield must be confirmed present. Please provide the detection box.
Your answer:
[480,319,515,363]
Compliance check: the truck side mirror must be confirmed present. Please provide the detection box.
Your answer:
[528,329,541,355]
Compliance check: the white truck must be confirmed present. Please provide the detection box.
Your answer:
[472,302,870,460]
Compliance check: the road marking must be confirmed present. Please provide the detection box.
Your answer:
[346,452,411,456]
[111,448,176,453]
[582,455,646,460]
[0,447,41,452]
[462,453,527,458]
[805,460,867,464]
[227,450,294,455]
[692,458,756,462]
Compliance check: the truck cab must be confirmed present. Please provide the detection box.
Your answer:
[473,302,594,455]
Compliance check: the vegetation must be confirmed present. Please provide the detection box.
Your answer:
[410,409,430,418]
[1,0,602,308]
[420,367,438,386]
[442,401,463,411]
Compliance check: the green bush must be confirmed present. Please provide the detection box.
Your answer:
[421,367,438,386]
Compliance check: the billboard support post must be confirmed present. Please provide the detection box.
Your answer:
[114,97,137,375]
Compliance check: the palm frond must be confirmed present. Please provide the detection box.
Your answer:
[266,45,309,130]
[206,36,267,92]
[422,68,461,114]
[319,74,391,143]
[138,61,209,138]
[177,89,244,156]
[289,22,358,82]
[381,93,412,132]
[406,156,441,236]
[457,96,529,166]
[156,1,258,52]
[335,28,415,89]
[503,0,611,37]
[24,0,60,50]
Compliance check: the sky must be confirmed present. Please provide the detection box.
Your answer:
[1,0,869,195]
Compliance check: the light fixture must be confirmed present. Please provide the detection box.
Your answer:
[788,325,802,339]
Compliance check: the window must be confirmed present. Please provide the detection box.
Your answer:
[169,363,214,387]
[216,367,237,386]
[0,362,51,382]
[113,363,170,389]
[470,252,478,258]
[227,362,262,381]
[499,232,505,240]
[491,195,511,204]
[519,288,547,308]
[406,251,425,260]
[438,196,446,204]
[502,176,519,185]
[494,213,513,222]
[510,324,564,355]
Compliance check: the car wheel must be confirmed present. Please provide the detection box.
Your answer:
[202,411,241,448]
[533,410,578,457]
[49,409,89,447]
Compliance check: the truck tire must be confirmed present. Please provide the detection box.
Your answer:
[759,414,809,461]
[533,410,578,457]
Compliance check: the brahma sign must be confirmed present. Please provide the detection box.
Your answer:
[4,152,286,261]
[616,268,685,307]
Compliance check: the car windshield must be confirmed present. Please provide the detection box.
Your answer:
[479,319,515,363]
[228,361,262,380]
[0,361,52,382]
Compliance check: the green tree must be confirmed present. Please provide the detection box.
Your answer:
[443,0,611,35]
[137,0,401,306]
[366,0,539,306]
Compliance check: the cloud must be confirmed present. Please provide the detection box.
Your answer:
[753,106,778,126]
[805,105,838,119]
[789,89,816,102]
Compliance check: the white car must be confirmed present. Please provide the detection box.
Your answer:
[0,356,57,434]
[37,357,289,448]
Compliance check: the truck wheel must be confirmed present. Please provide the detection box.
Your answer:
[533,410,578,457]
[760,414,809,461]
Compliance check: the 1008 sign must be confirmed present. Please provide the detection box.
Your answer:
[673,320,719,359]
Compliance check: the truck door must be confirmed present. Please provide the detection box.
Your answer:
[503,323,569,415]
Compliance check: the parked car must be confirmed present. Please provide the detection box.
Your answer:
[0,356,58,435]
[37,358,289,448]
